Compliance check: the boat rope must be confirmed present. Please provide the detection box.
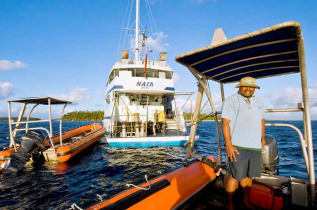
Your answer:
[191,153,227,176]
[70,194,104,210]
[117,0,133,59]
[189,99,209,125]
[70,204,83,210]
[126,175,151,190]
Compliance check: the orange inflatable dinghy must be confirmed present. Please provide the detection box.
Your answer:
[0,123,105,169]
[85,156,218,210]
[56,123,105,162]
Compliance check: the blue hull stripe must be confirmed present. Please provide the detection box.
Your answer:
[106,85,124,96]
[107,140,197,148]
[164,87,175,91]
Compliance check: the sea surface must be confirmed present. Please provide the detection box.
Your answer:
[0,120,316,209]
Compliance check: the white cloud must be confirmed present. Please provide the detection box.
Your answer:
[50,87,91,104]
[147,32,170,52]
[269,87,302,108]
[309,83,317,88]
[0,81,14,99]
[129,32,170,53]
[259,86,317,120]
[0,60,27,71]
[267,87,317,109]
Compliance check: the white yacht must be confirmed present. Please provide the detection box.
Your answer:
[103,0,192,147]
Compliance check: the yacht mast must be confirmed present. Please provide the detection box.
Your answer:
[135,0,140,60]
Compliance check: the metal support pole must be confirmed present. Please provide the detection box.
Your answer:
[48,98,53,139]
[220,83,225,102]
[26,104,38,132]
[188,67,222,164]
[190,93,193,121]
[297,26,315,186]
[60,104,67,147]
[12,103,27,141]
[8,102,17,151]
[186,83,204,159]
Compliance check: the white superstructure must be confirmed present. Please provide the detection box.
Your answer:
[103,0,192,147]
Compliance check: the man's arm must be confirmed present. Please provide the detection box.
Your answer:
[221,118,239,161]
[261,118,266,148]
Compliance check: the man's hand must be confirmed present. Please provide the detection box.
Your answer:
[222,118,240,161]
[226,144,239,161]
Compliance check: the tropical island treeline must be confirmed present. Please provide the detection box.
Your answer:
[62,111,104,121]
[61,111,220,121]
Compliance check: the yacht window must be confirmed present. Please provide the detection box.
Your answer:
[135,69,144,77]
[130,94,138,105]
[107,69,120,85]
[114,93,119,106]
[166,71,172,79]
[131,68,159,78]
[106,95,110,104]
[154,70,159,78]
[140,94,149,105]
[146,69,155,78]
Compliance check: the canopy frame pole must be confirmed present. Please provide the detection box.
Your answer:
[220,83,225,102]
[297,26,315,191]
[296,23,316,207]
[188,67,222,164]
[8,102,16,151]
[186,81,204,159]
[9,102,27,150]
[60,103,68,147]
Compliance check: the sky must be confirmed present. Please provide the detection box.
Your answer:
[1,0,317,120]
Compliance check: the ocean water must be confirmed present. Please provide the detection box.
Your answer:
[0,120,316,209]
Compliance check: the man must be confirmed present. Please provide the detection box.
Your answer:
[221,76,265,208]
[166,95,173,119]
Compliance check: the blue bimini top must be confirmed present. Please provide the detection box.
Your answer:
[221,93,264,150]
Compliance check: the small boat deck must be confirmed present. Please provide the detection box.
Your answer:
[148,129,188,138]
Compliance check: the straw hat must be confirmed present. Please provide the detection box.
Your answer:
[235,77,260,89]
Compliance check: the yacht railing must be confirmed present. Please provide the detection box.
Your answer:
[109,110,188,138]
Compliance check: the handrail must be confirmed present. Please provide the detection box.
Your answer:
[265,123,309,175]
[12,127,55,152]
[26,104,39,132]
[265,108,303,113]
[10,119,62,124]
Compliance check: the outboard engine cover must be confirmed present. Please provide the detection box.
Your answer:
[1,130,45,173]
[261,135,279,175]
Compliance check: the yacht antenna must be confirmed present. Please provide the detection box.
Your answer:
[135,0,140,60]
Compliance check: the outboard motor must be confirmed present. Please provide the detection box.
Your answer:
[1,130,46,174]
[261,135,279,175]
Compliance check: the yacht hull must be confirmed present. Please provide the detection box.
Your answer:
[106,136,189,147]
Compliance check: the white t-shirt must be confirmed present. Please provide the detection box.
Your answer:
[221,93,264,150]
